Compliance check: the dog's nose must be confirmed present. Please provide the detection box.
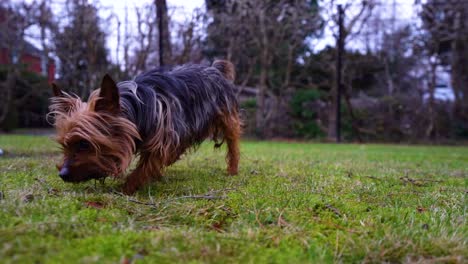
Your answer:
[59,166,70,179]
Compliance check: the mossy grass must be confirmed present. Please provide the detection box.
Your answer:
[0,135,466,263]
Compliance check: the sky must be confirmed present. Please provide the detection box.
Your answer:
[98,0,205,63]
[16,0,418,62]
[15,0,205,63]
[313,0,418,51]
[98,0,417,62]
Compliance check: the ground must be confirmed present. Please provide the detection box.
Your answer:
[0,135,466,263]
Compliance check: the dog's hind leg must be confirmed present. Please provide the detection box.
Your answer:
[122,152,162,194]
[221,111,242,175]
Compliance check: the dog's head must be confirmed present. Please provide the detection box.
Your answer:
[48,75,140,183]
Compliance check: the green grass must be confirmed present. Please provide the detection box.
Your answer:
[0,135,467,263]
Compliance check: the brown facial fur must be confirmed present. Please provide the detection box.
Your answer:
[49,90,140,182]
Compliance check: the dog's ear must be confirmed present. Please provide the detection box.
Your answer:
[51,82,64,97]
[48,82,78,120]
[95,74,120,113]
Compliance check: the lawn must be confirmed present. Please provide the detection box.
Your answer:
[0,135,466,263]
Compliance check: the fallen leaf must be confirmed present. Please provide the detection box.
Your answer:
[417,207,427,213]
[84,201,104,209]
[120,257,131,264]
[211,222,225,232]
[21,193,34,203]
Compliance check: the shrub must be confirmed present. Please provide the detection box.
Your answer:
[240,98,257,109]
[290,89,325,139]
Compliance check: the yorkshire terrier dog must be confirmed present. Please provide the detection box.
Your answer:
[49,60,241,194]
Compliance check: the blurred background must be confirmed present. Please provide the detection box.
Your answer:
[0,0,467,143]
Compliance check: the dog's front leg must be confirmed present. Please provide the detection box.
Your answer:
[122,153,162,195]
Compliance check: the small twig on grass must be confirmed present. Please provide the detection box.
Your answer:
[253,208,264,228]
[312,216,359,234]
[112,186,235,207]
[400,176,424,186]
[330,222,359,234]
[277,211,290,228]
[168,186,238,201]
[418,178,443,183]
[172,186,237,200]
[399,176,431,187]
[325,204,342,217]
[170,194,225,200]
[34,177,58,195]
[365,176,383,181]
[207,187,238,194]
[112,190,160,207]
[34,177,49,188]
[400,171,444,187]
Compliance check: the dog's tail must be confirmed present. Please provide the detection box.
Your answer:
[213,60,235,81]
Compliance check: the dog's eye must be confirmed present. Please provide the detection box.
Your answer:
[78,140,91,151]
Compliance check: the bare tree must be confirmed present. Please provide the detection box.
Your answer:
[155,0,172,66]
[133,3,157,74]
[421,0,468,122]
[170,7,205,65]
[54,0,110,98]
[322,0,376,140]
[206,0,322,137]
[0,0,54,129]
[119,3,160,76]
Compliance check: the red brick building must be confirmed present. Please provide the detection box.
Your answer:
[0,44,56,84]
[0,7,55,83]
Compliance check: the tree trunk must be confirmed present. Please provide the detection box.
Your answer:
[452,35,468,117]
[343,84,363,143]
[450,6,468,120]
[426,61,437,140]
[156,0,172,66]
[256,63,267,138]
[0,70,16,124]
[327,99,337,140]
[384,57,394,96]
[255,9,269,138]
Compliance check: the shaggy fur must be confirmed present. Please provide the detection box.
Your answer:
[49,60,241,194]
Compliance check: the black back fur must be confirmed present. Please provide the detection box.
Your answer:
[118,63,238,154]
